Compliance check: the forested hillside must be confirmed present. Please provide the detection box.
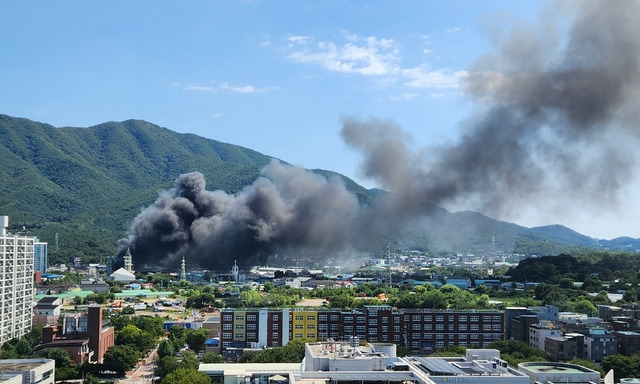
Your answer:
[1,115,637,267]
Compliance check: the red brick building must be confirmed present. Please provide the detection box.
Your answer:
[36,306,115,364]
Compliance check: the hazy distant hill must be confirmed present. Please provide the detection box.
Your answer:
[0,115,636,265]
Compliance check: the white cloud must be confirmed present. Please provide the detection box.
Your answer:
[211,113,223,119]
[389,93,418,101]
[402,65,467,89]
[446,27,464,34]
[178,82,276,94]
[288,33,400,76]
[286,32,465,90]
[183,85,215,91]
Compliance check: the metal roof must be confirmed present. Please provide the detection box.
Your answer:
[414,357,465,375]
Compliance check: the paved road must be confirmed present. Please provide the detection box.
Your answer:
[117,347,158,384]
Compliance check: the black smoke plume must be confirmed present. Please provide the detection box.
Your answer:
[343,0,640,221]
[119,0,640,270]
[118,161,361,270]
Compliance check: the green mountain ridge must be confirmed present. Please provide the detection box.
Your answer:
[0,115,635,266]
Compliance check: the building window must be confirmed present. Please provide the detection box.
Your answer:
[470,324,479,331]
[357,326,366,333]
[459,316,467,322]
[331,315,340,321]
[295,324,303,329]
[307,333,315,338]
[369,328,378,335]
[307,324,315,329]
[382,326,388,333]
[356,317,365,323]
[448,324,454,331]
[382,317,388,323]
[319,324,327,331]
[483,316,492,322]
[483,324,492,331]
[235,324,244,329]
[459,324,467,330]
[413,315,421,321]
[412,333,421,339]
[436,324,444,331]
[394,326,400,333]
[448,316,455,322]
[247,324,256,330]
[369,319,378,326]
[492,324,502,331]
[247,332,256,338]
[424,333,433,340]
[223,324,232,330]
[295,333,303,338]
[223,314,232,321]
[424,324,432,330]
[223,333,231,339]
[331,324,340,331]
[394,317,400,323]
[492,316,501,322]
[436,334,444,340]
[247,315,256,321]
[382,335,388,341]
[470,316,479,322]
[295,315,304,320]
[344,316,353,323]
[272,332,279,339]
[436,342,445,348]
[319,314,327,321]
[273,324,279,330]
[234,333,243,338]
[344,326,353,333]
[412,341,421,348]
[424,315,432,321]
[273,315,279,321]
[435,315,444,322]
[235,315,244,321]
[307,315,316,321]
[412,324,421,330]
[394,335,400,342]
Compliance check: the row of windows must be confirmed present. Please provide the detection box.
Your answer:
[223,313,502,322]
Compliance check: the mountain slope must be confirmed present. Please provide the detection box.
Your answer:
[0,115,635,265]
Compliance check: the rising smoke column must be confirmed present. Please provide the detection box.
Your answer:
[342,0,640,221]
[120,0,640,269]
[119,160,360,270]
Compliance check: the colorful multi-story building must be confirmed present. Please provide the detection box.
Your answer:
[220,305,504,355]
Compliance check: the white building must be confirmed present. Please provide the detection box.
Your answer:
[0,359,55,384]
[529,322,563,351]
[0,216,35,344]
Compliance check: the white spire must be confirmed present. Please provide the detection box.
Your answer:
[123,247,134,274]
[232,260,239,282]
[180,256,187,282]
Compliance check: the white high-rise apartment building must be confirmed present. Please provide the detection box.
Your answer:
[0,216,34,344]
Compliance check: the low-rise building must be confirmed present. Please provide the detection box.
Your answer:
[0,359,55,384]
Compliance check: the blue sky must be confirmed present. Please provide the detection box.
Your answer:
[3,1,639,239]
